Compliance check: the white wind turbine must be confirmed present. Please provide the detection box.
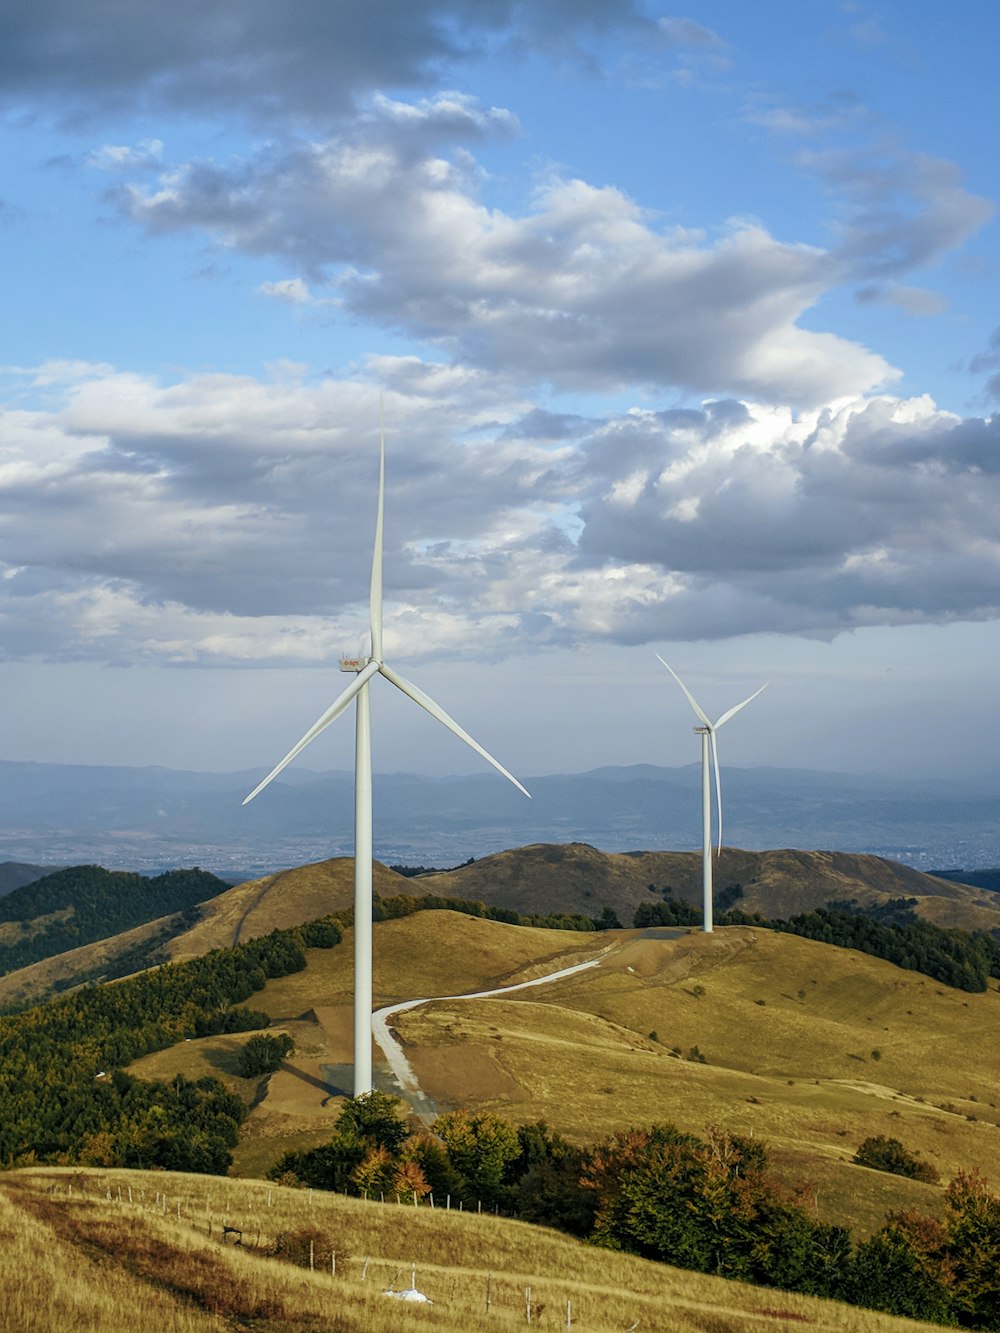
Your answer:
[656,656,766,933]
[244,413,530,1096]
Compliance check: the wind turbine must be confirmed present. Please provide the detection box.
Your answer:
[656,656,766,933]
[244,411,530,1096]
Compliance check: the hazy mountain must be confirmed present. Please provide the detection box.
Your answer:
[0,758,998,877]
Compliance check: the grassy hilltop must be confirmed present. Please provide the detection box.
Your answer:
[3,844,998,1010]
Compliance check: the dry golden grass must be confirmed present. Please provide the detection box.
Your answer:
[376,920,1000,1236]
[120,910,1000,1239]
[168,857,408,960]
[0,1166,953,1333]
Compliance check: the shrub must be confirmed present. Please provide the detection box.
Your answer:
[853,1136,938,1184]
[271,1227,336,1270]
[237,1032,294,1078]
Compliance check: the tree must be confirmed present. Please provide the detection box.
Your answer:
[336,1090,408,1154]
[849,1222,955,1325]
[237,1032,294,1078]
[434,1109,521,1209]
[944,1170,1000,1327]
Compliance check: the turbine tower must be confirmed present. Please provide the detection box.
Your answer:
[656,656,766,933]
[244,411,530,1095]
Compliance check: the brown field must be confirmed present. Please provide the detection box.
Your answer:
[0,1166,955,1333]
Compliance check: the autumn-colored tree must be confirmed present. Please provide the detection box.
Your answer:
[944,1169,1000,1327]
[393,1157,431,1205]
[352,1145,395,1199]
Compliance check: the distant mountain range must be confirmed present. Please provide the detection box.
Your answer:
[1,758,998,877]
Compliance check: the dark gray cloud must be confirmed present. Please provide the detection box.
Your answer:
[0,0,650,125]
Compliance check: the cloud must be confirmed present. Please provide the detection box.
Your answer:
[657,17,725,48]
[855,283,949,316]
[3,360,1000,666]
[259,278,312,305]
[86,139,163,171]
[117,119,897,406]
[969,328,1000,401]
[802,143,994,279]
[0,0,653,125]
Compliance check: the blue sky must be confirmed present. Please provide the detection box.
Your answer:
[2,0,1000,786]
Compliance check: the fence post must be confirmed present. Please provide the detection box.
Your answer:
[526,1285,532,1324]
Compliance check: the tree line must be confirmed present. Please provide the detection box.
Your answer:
[0,915,341,1171]
[0,864,231,977]
[272,1090,1000,1329]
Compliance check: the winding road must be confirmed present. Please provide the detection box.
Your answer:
[371,955,605,1099]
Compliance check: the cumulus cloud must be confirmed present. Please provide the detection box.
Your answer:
[117,120,896,406]
[2,360,1000,666]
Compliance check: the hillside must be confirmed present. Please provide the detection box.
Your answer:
[2,844,996,1012]
[0,860,60,899]
[1,1166,944,1333]
[0,864,231,982]
[415,842,1000,933]
[124,909,1000,1240]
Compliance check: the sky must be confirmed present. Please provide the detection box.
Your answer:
[2,0,1000,785]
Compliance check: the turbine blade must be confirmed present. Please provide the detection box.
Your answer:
[243,660,381,804]
[709,727,724,854]
[379,662,531,799]
[655,654,712,727]
[369,399,385,662]
[714,683,768,730]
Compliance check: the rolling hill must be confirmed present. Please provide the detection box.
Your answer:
[5,861,1000,1323]
[2,844,997,1012]
[122,906,1000,1241]
[418,843,1000,932]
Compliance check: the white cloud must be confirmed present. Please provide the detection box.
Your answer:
[86,139,163,171]
[118,122,897,406]
[2,361,1000,668]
